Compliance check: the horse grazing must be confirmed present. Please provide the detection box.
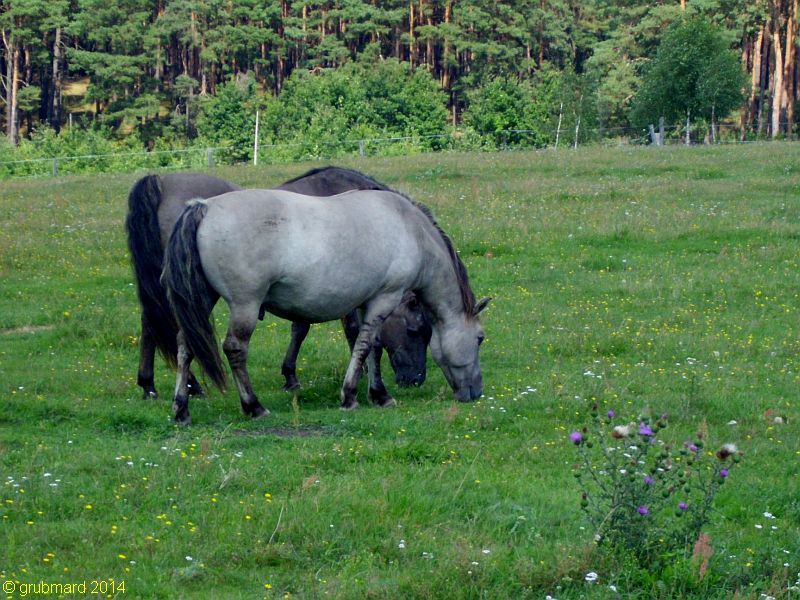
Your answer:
[163,189,489,424]
[125,167,431,400]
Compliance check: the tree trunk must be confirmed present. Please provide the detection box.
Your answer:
[783,0,798,138]
[743,26,765,139]
[6,35,20,145]
[409,2,416,67]
[757,30,771,136]
[50,26,63,131]
[538,0,546,67]
[771,4,785,138]
[442,0,452,90]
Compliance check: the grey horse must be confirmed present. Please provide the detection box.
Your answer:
[125,167,431,399]
[163,188,489,424]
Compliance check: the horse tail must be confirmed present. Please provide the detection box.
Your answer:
[163,202,228,390]
[125,174,179,366]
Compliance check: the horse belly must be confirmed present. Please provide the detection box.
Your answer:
[262,275,379,323]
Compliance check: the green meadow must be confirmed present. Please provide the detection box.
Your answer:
[1,145,798,598]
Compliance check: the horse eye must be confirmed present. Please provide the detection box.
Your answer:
[478,335,485,346]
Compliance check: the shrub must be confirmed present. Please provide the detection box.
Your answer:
[571,405,741,569]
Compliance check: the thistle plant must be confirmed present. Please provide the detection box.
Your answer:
[571,406,741,568]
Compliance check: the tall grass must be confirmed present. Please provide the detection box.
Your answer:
[0,144,798,598]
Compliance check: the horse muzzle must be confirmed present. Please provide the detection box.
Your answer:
[396,371,426,387]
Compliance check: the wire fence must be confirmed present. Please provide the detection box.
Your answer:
[0,122,795,180]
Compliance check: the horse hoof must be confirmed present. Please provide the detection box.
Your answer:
[251,406,270,419]
[142,390,158,400]
[174,414,192,426]
[173,396,191,424]
[340,400,359,411]
[377,397,397,408]
[282,382,301,392]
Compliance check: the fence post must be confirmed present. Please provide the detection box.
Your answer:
[253,110,259,166]
[659,117,665,145]
[685,112,691,146]
[359,140,365,157]
[52,158,58,177]
[555,102,563,149]
[573,114,581,150]
[207,149,215,168]
[649,124,657,145]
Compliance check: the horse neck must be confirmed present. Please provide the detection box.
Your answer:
[417,245,468,326]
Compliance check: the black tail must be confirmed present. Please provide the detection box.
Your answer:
[162,202,228,390]
[125,175,179,365]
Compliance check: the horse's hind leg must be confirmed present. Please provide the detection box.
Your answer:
[223,304,269,419]
[281,322,311,391]
[138,313,203,400]
[342,311,361,352]
[172,330,194,425]
[187,371,204,397]
[137,314,158,399]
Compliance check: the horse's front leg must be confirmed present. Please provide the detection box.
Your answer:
[137,314,158,399]
[281,322,311,391]
[340,294,402,410]
[172,330,193,425]
[223,304,269,419]
[366,343,395,408]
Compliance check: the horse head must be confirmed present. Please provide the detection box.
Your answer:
[380,291,432,387]
[429,297,491,401]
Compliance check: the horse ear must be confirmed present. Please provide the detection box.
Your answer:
[473,297,491,317]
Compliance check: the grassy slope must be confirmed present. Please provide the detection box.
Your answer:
[0,144,798,598]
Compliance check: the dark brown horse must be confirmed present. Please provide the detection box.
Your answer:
[125,167,431,400]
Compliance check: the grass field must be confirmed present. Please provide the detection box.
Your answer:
[1,144,798,599]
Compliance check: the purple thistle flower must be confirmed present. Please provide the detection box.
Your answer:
[644,475,654,486]
[570,431,583,445]
[679,502,689,511]
[607,410,616,418]
[637,506,649,515]
[684,441,699,454]
[719,469,729,478]
[638,422,654,437]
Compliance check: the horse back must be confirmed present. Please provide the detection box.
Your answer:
[157,173,241,249]
[196,189,427,321]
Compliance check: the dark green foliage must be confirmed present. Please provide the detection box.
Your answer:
[462,66,596,148]
[631,17,747,129]
[0,0,782,152]
[196,76,265,163]
[258,59,448,161]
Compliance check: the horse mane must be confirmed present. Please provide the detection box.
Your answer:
[405,199,477,318]
[281,166,392,191]
[285,166,476,316]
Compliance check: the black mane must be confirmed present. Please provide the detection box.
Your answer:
[280,166,392,191]
[406,200,477,317]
